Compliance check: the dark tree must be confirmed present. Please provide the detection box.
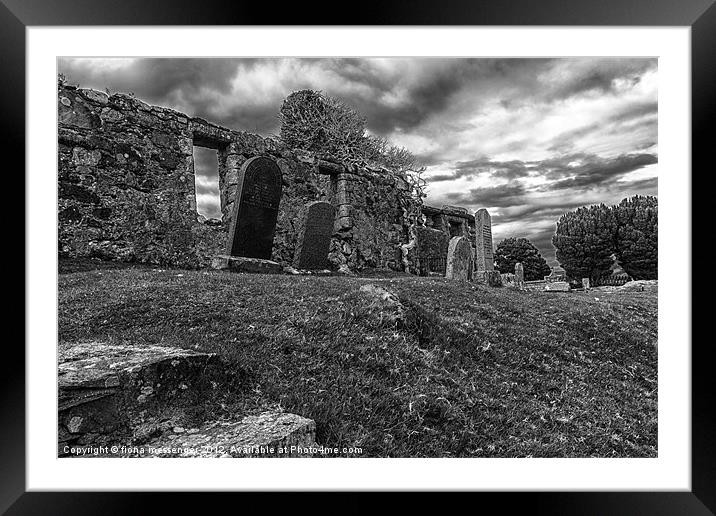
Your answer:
[613,195,658,279]
[495,237,551,281]
[552,204,617,283]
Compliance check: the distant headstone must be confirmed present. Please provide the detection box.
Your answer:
[515,262,525,289]
[474,209,494,271]
[582,277,590,290]
[226,156,282,259]
[544,281,570,292]
[293,201,335,270]
[445,236,473,281]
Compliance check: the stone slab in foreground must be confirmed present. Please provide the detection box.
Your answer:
[58,341,226,453]
[211,255,282,274]
[133,412,317,458]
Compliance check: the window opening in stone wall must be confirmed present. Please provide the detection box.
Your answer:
[193,146,221,222]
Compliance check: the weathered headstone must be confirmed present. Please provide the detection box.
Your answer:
[474,208,501,286]
[515,262,525,289]
[582,277,590,290]
[474,208,494,272]
[226,156,282,259]
[293,201,335,270]
[445,236,473,281]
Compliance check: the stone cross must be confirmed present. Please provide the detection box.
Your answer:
[293,201,335,270]
[445,236,473,281]
[226,156,282,260]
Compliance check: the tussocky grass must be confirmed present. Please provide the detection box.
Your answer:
[58,258,657,458]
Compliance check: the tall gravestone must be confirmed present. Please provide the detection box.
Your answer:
[515,262,525,289]
[474,208,494,271]
[293,201,335,270]
[226,156,282,259]
[445,236,473,281]
[474,208,501,286]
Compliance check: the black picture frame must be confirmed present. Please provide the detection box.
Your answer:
[6,0,712,513]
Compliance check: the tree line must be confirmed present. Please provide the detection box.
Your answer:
[495,196,657,283]
[551,195,657,283]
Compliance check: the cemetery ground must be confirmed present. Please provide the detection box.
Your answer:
[58,259,657,458]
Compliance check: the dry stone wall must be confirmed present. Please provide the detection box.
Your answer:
[58,84,418,271]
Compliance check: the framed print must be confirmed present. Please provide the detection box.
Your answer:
[7,0,713,512]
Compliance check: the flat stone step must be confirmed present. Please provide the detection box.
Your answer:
[128,412,317,458]
[211,255,282,274]
[58,341,229,454]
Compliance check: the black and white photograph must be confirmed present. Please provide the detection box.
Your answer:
[4,0,708,505]
[56,56,659,459]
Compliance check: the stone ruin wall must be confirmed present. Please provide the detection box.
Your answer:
[408,205,476,275]
[58,84,416,271]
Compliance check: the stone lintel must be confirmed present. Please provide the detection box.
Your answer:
[317,159,345,175]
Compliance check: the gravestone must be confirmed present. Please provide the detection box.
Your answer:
[474,208,494,272]
[445,236,473,281]
[225,156,282,259]
[293,201,335,270]
[582,277,591,290]
[474,208,501,286]
[515,262,525,289]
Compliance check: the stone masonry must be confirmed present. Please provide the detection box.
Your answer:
[58,84,425,272]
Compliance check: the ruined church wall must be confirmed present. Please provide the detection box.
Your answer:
[329,166,409,271]
[58,86,202,267]
[58,85,414,271]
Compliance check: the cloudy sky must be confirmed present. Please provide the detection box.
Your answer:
[59,57,658,265]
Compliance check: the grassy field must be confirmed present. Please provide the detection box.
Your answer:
[58,259,657,457]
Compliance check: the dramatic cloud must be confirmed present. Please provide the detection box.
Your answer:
[59,57,658,265]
